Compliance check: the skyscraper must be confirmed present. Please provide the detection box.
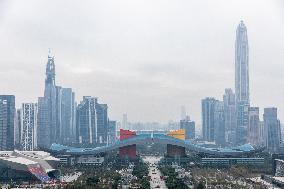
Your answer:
[223,88,237,144]
[235,20,249,104]
[214,101,225,146]
[264,108,281,153]
[37,97,49,148]
[57,88,76,144]
[15,109,21,148]
[38,52,57,148]
[235,21,250,145]
[180,116,195,140]
[55,86,62,143]
[248,107,260,146]
[96,102,108,144]
[180,106,186,120]
[20,103,38,151]
[76,96,97,144]
[259,121,265,146]
[108,120,117,144]
[202,98,226,145]
[0,95,15,150]
[122,114,128,130]
[202,98,216,142]
[236,103,249,145]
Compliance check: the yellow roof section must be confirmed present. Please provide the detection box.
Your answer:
[167,129,185,140]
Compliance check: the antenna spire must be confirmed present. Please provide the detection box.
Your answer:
[48,48,53,58]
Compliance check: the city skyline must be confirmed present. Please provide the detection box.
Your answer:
[1,1,284,188]
[0,0,284,124]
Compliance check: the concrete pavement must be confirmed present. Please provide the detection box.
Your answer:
[143,156,167,189]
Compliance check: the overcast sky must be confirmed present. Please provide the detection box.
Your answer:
[0,0,283,125]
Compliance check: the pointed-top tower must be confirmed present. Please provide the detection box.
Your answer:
[45,49,55,87]
[235,20,249,104]
[38,50,58,148]
[235,21,250,145]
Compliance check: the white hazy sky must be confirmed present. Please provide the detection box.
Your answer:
[0,0,283,125]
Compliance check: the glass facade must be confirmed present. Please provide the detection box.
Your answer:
[0,95,15,150]
[235,21,250,145]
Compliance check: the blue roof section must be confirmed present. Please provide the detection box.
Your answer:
[50,134,256,156]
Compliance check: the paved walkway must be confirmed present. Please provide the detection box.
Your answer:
[142,156,167,189]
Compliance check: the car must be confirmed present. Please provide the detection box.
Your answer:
[155,185,160,188]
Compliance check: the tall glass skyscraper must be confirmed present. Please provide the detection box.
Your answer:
[58,88,76,144]
[76,96,109,145]
[108,120,117,144]
[214,101,225,147]
[223,88,236,144]
[96,102,108,144]
[76,96,97,144]
[235,21,250,145]
[38,52,57,148]
[235,20,249,104]
[0,95,15,150]
[202,98,225,146]
[202,98,217,142]
[248,107,260,146]
[264,108,281,153]
[38,51,78,147]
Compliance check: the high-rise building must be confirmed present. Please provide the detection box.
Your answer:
[180,116,195,140]
[44,53,58,145]
[248,107,260,146]
[57,88,76,144]
[223,88,237,144]
[235,20,249,105]
[38,52,77,147]
[122,114,128,130]
[214,101,225,146]
[202,98,217,142]
[15,109,21,148]
[76,96,108,145]
[235,21,250,145]
[264,108,281,153]
[76,96,97,144]
[0,99,9,151]
[202,98,226,146]
[37,97,49,148]
[55,86,62,143]
[96,102,108,144]
[0,95,15,150]
[108,120,117,144]
[180,106,186,120]
[236,102,249,145]
[38,52,57,148]
[259,121,265,146]
[20,103,38,151]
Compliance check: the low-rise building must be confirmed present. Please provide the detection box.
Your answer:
[201,157,265,167]
[0,150,59,182]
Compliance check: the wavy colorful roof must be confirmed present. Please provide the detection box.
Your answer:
[50,133,256,156]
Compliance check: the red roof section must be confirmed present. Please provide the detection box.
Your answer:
[120,129,136,140]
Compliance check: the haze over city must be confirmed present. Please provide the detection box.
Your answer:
[2,1,284,188]
[0,0,284,124]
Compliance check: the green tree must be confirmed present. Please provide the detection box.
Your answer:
[196,182,204,189]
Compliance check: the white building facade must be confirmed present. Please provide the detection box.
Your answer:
[20,103,38,151]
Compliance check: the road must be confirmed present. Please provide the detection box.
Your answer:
[142,156,168,189]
